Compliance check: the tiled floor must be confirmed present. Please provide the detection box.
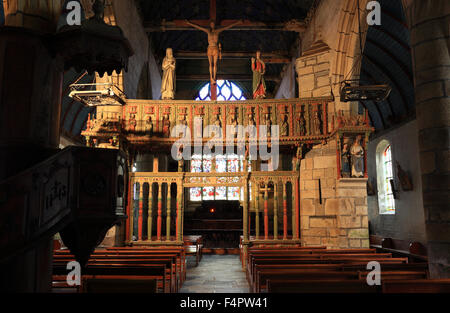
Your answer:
[179,255,250,293]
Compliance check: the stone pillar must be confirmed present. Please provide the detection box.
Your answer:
[410,0,450,278]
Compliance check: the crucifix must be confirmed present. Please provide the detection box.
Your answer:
[184,0,243,100]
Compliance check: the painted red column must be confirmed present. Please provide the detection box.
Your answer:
[283,183,288,240]
[138,181,144,241]
[157,183,163,240]
[264,186,269,240]
[294,178,300,240]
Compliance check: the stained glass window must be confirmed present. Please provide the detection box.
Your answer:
[189,154,249,202]
[377,143,396,214]
[195,80,247,101]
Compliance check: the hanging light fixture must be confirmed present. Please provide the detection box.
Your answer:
[339,0,391,102]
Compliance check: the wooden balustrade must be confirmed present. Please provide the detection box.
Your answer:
[127,171,300,250]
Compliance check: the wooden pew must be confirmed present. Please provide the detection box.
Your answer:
[382,279,450,293]
[267,279,381,293]
[184,235,203,266]
[56,247,186,288]
[53,257,177,292]
[251,262,428,291]
[53,263,169,293]
[267,279,450,293]
[81,277,157,293]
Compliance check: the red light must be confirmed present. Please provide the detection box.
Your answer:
[210,208,216,213]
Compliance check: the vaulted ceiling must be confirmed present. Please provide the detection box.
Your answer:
[359,0,414,132]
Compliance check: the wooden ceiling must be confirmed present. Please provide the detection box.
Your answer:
[136,0,315,99]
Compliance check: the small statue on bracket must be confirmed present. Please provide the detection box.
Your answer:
[341,139,351,178]
[350,135,365,177]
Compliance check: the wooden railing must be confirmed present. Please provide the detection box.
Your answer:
[127,171,300,248]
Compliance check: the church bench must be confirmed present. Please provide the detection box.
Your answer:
[58,247,187,284]
[381,279,450,293]
[53,263,170,293]
[80,277,157,293]
[247,257,408,284]
[184,235,203,266]
[256,270,426,293]
[54,251,183,289]
[53,257,178,292]
[247,253,396,277]
[266,279,381,293]
[266,279,450,294]
[104,247,186,281]
[246,250,383,272]
[369,235,428,263]
[250,263,428,290]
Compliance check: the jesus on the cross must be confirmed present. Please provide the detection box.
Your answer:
[185,19,243,83]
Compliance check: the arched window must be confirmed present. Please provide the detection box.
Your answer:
[195,80,246,101]
[376,141,395,214]
[190,80,247,201]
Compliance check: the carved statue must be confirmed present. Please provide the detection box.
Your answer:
[162,114,171,138]
[146,115,153,136]
[129,114,137,132]
[248,113,257,138]
[298,112,306,136]
[341,139,351,178]
[312,110,322,135]
[185,19,243,83]
[179,116,188,138]
[281,115,289,136]
[350,135,364,177]
[212,114,222,137]
[252,51,267,99]
[263,113,272,138]
[161,48,176,100]
[230,116,239,139]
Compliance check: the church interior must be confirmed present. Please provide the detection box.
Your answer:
[0,0,449,295]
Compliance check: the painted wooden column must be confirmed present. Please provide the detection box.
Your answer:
[243,179,249,242]
[283,182,288,240]
[294,178,300,240]
[126,177,132,241]
[147,182,153,241]
[273,182,278,240]
[255,184,260,239]
[176,182,183,242]
[157,183,163,240]
[129,180,135,241]
[166,183,172,241]
[264,184,269,240]
[291,181,296,240]
[138,180,144,241]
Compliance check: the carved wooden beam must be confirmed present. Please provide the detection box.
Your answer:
[175,51,291,63]
[144,19,306,32]
[177,74,280,82]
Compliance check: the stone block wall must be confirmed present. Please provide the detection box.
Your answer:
[295,41,332,99]
[299,136,370,249]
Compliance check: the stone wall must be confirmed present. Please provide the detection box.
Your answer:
[299,139,370,249]
[367,120,427,243]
